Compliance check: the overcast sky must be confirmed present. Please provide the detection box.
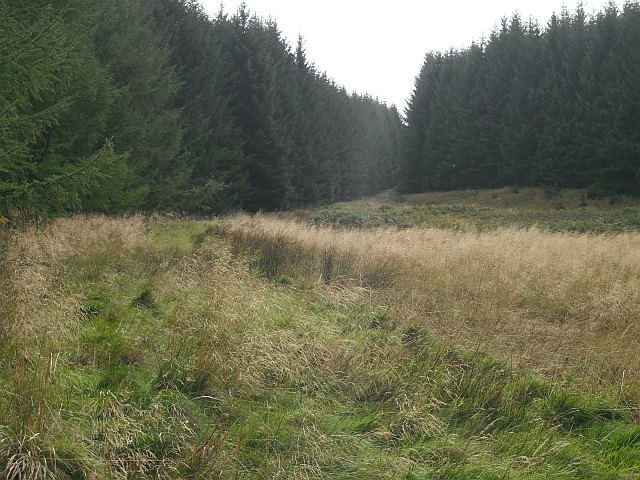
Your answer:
[198,1,618,110]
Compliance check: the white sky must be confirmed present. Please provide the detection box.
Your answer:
[199,1,619,110]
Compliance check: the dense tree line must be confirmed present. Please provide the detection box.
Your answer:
[6,0,637,218]
[400,2,640,196]
[0,0,402,218]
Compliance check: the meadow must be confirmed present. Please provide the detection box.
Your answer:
[1,189,639,478]
[303,188,640,233]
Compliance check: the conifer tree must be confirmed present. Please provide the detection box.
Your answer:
[401,2,640,195]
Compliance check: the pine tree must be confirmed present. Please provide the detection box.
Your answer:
[93,0,183,209]
[399,2,640,196]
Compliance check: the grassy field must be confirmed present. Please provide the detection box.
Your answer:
[401,187,640,211]
[299,187,640,233]
[1,191,639,478]
[223,214,640,396]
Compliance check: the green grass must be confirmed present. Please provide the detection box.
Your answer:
[305,188,640,233]
[400,187,640,211]
[0,216,638,478]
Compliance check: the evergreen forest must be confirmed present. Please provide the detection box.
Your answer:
[2,0,640,219]
[0,0,402,219]
[401,1,640,196]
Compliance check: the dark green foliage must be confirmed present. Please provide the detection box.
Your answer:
[146,0,246,212]
[1,0,402,219]
[401,2,640,196]
[0,1,139,219]
[92,0,184,210]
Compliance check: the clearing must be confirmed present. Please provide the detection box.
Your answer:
[1,189,639,478]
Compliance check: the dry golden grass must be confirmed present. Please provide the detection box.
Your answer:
[155,234,342,395]
[0,216,152,477]
[221,214,640,397]
[2,215,638,478]
[1,215,148,345]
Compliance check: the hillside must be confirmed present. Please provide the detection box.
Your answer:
[1,209,639,478]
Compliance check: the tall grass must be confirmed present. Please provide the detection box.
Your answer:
[1,215,638,478]
[219,214,640,398]
[0,216,151,478]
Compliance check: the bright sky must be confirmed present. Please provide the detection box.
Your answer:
[199,1,618,110]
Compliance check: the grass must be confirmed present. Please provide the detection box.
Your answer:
[401,186,640,211]
[221,214,640,398]
[301,187,640,233]
[0,209,638,478]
